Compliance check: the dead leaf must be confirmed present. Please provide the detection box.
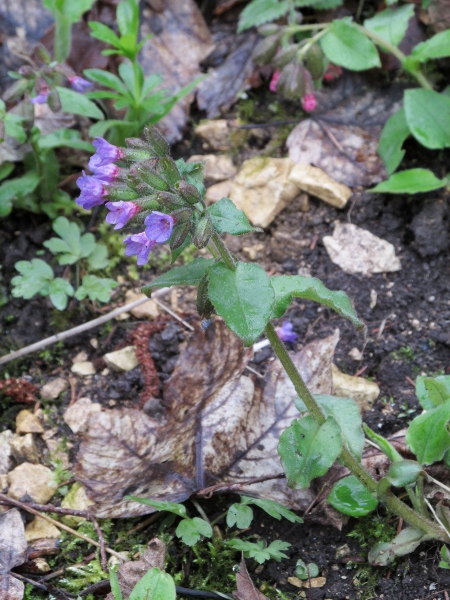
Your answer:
[0,575,24,600]
[287,73,405,187]
[233,557,269,600]
[139,0,214,142]
[197,29,259,118]
[105,538,166,600]
[75,323,339,517]
[0,509,28,600]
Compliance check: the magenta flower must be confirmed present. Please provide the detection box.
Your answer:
[31,87,50,104]
[277,321,297,343]
[76,171,108,210]
[144,211,175,243]
[301,93,317,112]
[123,232,156,266]
[105,201,141,230]
[269,70,281,93]
[89,138,124,170]
[68,75,93,93]
[92,163,120,183]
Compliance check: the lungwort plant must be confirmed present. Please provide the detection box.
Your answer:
[74,126,450,567]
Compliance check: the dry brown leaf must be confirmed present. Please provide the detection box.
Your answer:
[76,324,339,517]
[105,538,166,600]
[0,509,28,600]
[139,0,214,142]
[233,557,269,600]
[287,73,404,188]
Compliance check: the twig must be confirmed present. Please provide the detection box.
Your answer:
[196,473,285,498]
[0,287,170,367]
[153,298,194,331]
[0,494,123,562]
[424,498,450,538]
[11,572,75,600]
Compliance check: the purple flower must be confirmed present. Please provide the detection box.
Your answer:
[105,201,141,230]
[88,138,124,170]
[76,171,107,210]
[92,163,120,183]
[144,211,175,243]
[31,88,50,104]
[123,232,156,266]
[277,321,297,343]
[68,76,93,93]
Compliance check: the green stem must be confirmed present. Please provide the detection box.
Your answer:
[297,28,329,60]
[264,321,449,542]
[210,232,237,271]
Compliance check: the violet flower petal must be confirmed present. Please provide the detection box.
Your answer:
[105,201,140,230]
[144,211,175,243]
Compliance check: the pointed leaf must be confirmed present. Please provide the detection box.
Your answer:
[56,86,104,120]
[378,108,410,175]
[207,197,261,235]
[142,258,215,295]
[320,20,381,71]
[406,400,450,465]
[368,528,425,566]
[411,30,450,62]
[404,89,450,149]
[241,497,303,523]
[368,169,447,194]
[416,375,450,410]
[84,68,129,95]
[363,423,403,463]
[129,567,176,600]
[126,498,187,518]
[364,5,414,47]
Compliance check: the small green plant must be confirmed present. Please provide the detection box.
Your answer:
[294,558,319,580]
[439,545,450,569]
[227,495,303,529]
[225,538,291,564]
[110,566,176,600]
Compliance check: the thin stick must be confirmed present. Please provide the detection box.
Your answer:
[0,494,124,561]
[425,498,450,538]
[427,475,450,497]
[196,473,285,498]
[153,298,194,331]
[0,287,170,367]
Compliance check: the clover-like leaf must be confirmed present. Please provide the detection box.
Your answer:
[11,259,54,299]
[240,497,303,524]
[48,277,74,310]
[75,275,118,303]
[227,503,254,529]
[175,517,212,546]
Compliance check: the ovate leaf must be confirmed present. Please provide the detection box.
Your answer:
[416,375,450,410]
[320,20,381,71]
[208,261,274,346]
[411,30,450,62]
[368,169,447,194]
[404,89,450,149]
[328,475,378,516]
[368,528,425,566]
[142,258,215,295]
[208,197,261,235]
[129,567,176,600]
[406,400,450,465]
[238,0,290,32]
[74,275,118,303]
[378,108,410,175]
[278,416,342,489]
[386,460,422,488]
[364,5,414,47]
[56,86,104,120]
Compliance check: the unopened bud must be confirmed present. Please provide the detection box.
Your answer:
[18,66,35,79]
[157,158,181,187]
[136,162,170,191]
[155,191,186,210]
[3,79,32,102]
[253,35,280,66]
[277,62,305,101]
[33,44,51,65]
[258,24,281,36]
[126,137,151,150]
[196,274,214,319]
[193,216,213,249]
[47,87,61,112]
[144,126,170,157]
[175,181,201,205]
[169,221,191,250]
[304,44,325,81]
[106,186,139,201]
[272,45,298,69]
[171,207,192,225]
[124,148,154,163]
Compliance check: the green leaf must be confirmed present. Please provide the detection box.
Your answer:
[57,0,96,22]
[295,559,319,580]
[238,0,290,32]
[364,5,414,47]
[110,569,123,600]
[142,258,215,295]
[56,86,104,120]
[328,475,378,517]
[208,261,275,346]
[226,539,290,564]
[176,159,205,197]
[416,375,450,410]
[117,0,139,39]
[44,217,82,261]
[386,460,422,487]
[378,108,410,175]
[207,198,261,235]
[0,172,40,218]
[406,400,450,465]
[11,259,54,299]
[270,274,362,328]
[88,21,121,48]
[125,497,188,518]
[0,163,14,182]
[48,278,74,310]
[89,119,134,139]
[278,416,342,489]
[404,89,450,149]
[4,113,27,144]
[74,275,118,303]
[227,504,254,529]
[79,233,97,259]
[241,497,303,523]
[368,169,447,194]
[296,0,343,7]
[38,128,94,153]
[363,423,403,463]
[368,528,425,566]
[296,395,365,459]
[320,20,381,71]
[86,243,109,270]
[176,518,212,546]
[411,30,450,62]
[129,567,176,600]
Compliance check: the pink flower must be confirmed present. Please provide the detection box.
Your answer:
[105,201,141,230]
[269,70,281,93]
[323,64,343,82]
[301,93,317,112]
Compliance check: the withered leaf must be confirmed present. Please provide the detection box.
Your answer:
[139,0,214,142]
[233,557,269,600]
[76,323,340,518]
[105,538,166,600]
[0,575,24,600]
[0,509,28,572]
[287,73,404,188]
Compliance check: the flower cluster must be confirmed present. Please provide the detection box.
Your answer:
[276,321,298,343]
[74,128,205,265]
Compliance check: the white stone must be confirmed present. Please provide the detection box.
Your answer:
[25,517,60,542]
[71,361,96,376]
[72,351,89,363]
[8,463,58,504]
[0,430,13,473]
[64,397,102,434]
[229,157,299,228]
[188,154,237,182]
[194,119,244,151]
[125,290,160,319]
[104,346,139,372]
[288,163,352,208]
[16,410,44,435]
[323,223,401,276]
[348,347,364,361]
[40,378,68,400]
[332,364,380,411]
[205,179,234,204]
[10,433,40,463]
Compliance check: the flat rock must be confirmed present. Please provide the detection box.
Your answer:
[323,223,401,276]
[125,290,159,319]
[25,516,60,542]
[205,179,234,204]
[10,433,40,463]
[64,397,102,434]
[40,378,68,400]
[332,364,380,411]
[188,154,237,182]
[288,163,352,208]
[71,361,96,376]
[8,463,58,504]
[0,430,13,473]
[194,119,244,151]
[229,157,299,228]
[104,346,139,372]
[16,410,44,435]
